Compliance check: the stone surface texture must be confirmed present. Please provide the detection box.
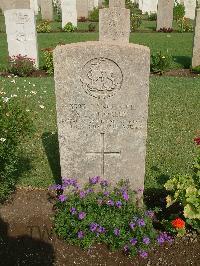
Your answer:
[1,0,30,10]
[61,0,77,28]
[76,0,88,18]
[41,0,53,21]
[192,7,200,67]
[184,0,196,20]
[30,0,39,15]
[4,9,38,67]
[156,0,174,31]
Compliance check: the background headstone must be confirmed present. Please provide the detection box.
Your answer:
[142,0,158,15]
[99,0,130,43]
[41,0,53,21]
[192,4,200,67]
[30,0,39,15]
[156,0,174,31]
[54,0,150,196]
[4,9,39,67]
[184,0,196,20]
[76,0,88,18]
[61,0,77,28]
[1,0,30,11]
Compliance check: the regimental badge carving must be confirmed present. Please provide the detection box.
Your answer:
[81,57,123,99]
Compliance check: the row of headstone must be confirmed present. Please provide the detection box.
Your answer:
[136,0,196,20]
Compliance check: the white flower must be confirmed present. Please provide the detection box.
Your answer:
[39,105,45,109]
[11,94,17,98]
[11,79,16,83]
[33,84,36,87]
[0,138,6,143]
[30,91,37,95]
[2,97,10,103]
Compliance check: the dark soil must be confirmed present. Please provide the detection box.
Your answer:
[0,188,200,266]
[152,69,200,77]
[0,70,48,78]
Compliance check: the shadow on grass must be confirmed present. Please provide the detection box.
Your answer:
[173,55,191,69]
[0,216,55,265]
[42,132,61,184]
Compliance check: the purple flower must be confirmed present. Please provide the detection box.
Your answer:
[139,250,148,258]
[48,184,59,190]
[97,226,106,234]
[122,191,129,201]
[124,245,130,253]
[77,231,84,239]
[70,207,77,215]
[145,210,154,219]
[58,194,67,202]
[79,191,86,199]
[89,176,100,185]
[143,237,150,245]
[107,199,114,206]
[157,232,173,245]
[114,228,120,236]
[78,211,86,220]
[103,191,109,196]
[90,223,98,232]
[116,201,122,208]
[157,235,165,245]
[100,180,108,187]
[86,188,94,194]
[130,238,137,245]
[137,219,145,227]
[129,222,136,230]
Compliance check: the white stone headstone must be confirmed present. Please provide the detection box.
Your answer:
[4,9,38,68]
[30,0,39,15]
[142,0,158,14]
[184,0,196,20]
[41,0,53,21]
[61,0,77,28]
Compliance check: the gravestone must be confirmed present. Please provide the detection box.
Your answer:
[192,4,200,67]
[142,0,158,15]
[157,0,174,31]
[30,0,39,15]
[184,0,196,20]
[54,0,150,197]
[4,9,38,68]
[99,0,130,43]
[41,0,53,21]
[61,0,77,28]
[77,0,88,18]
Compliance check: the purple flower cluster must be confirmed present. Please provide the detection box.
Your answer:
[58,194,67,202]
[129,222,136,230]
[116,201,122,208]
[130,238,137,245]
[143,236,150,245]
[100,180,109,187]
[70,207,77,215]
[145,210,155,219]
[89,176,100,185]
[77,231,84,239]
[114,228,120,236]
[157,232,173,245]
[78,211,86,220]
[139,250,148,258]
[89,223,106,235]
[137,218,145,227]
[107,199,115,206]
[122,191,129,201]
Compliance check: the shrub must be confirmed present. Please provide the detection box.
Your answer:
[130,15,142,32]
[164,136,200,232]
[173,0,185,21]
[88,23,96,32]
[88,7,99,22]
[8,55,36,77]
[63,22,77,32]
[42,49,54,75]
[0,96,34,202]
[37,20,52,33]
[148,13,157,21]
[177,18,193,33]
[157,28,173,33]
[50,177,166,257]
[151,51,172,74]
[192,65,200,74]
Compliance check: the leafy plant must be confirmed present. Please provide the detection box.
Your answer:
[173,0,185,21]
[148,13,157,21]
[177,18,193,33]
[7,55,36,77]
[88,23,96,32]
[63,22,77,32]
[0,96,34,201]
[42,49,54,75]
[130,15,142,32]
[88,7,99,22]
[37,20,52,33]
[151,51,172,75]
[164,137,200,232]
[192,65,200,74]
[51,177,172,258]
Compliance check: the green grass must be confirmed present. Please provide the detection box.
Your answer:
[1,76,200,189]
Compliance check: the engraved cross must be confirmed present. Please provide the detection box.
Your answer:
[86,133,121,178]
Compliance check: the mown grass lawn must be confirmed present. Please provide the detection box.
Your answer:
[1,76,199,190]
